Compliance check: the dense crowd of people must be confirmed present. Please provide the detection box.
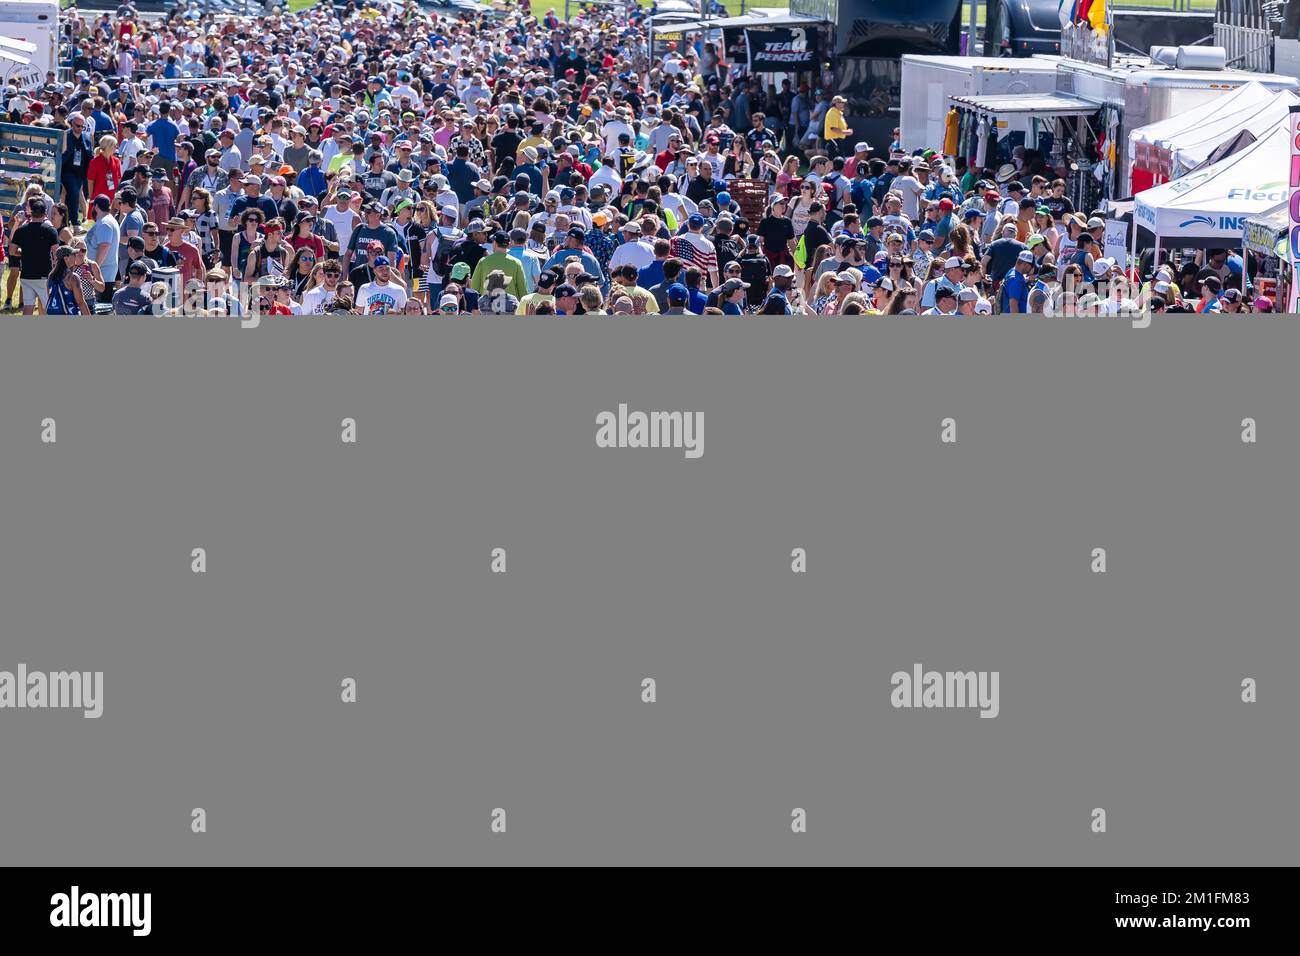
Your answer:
[0,0,1274,315]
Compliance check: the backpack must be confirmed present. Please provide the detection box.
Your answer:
[850,177,873,213]
[823,172,844,212]
[429,230,460,278]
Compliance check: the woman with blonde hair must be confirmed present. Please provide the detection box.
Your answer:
[66,238,105,307]
[810,270,839,314]
[776,155,802,197]
[87,134,122,203]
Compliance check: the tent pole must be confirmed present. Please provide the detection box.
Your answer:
[1131,221,1140,288]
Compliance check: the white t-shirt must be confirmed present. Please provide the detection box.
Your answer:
[119,137,145,167]
[357,280,409,314]
[589,164,622,196]
[323,206,357,258]
[300,286,341,313]
[608,238,656,272]
[891,175,924,221]
[560,203,592,230]
[603,119,635,156]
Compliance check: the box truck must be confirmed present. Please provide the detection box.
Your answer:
[900,55,1060,153]
[0,0,59,92]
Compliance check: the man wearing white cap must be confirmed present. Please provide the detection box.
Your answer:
[921,255,968,310]
[999,249,1036,314]
[845,142,872,180]
[607,220,656,272]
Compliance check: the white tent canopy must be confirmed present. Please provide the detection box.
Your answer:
[1166,90,1298,176]
[1133,120,1289,246]
[1126,81,1276,161]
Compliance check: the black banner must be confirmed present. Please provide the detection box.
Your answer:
[745,25,821,72]
[0,866,1285,941]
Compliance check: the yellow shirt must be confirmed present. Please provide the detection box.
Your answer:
[517,135,552,162]
[824,106,849,142]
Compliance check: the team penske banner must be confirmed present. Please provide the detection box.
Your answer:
[744,25,820,72]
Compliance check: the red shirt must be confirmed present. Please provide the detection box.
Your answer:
[166,240,204,287]
[291,234,325,258]
[87,153,122,202]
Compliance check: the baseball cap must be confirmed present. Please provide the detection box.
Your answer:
[373,256,391,267]
[772,264,796,278]
[957,288,979,302]
[944,256,964,270]
[449,262,471,280]
[1025,234,1046,248]
[1086,217,1105,229]
[687,214,706,228]
[1017,250,1035,263]
[721,278,750,293]
[666,283,689,302]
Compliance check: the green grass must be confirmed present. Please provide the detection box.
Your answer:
[287,0,319,10]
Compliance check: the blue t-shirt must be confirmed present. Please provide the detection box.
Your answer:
[686,286,709,315]
[722,300,744,315]
[147,118,180,161]
[1000,268,1030,313]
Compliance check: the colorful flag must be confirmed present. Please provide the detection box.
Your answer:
[1087,0,1107,31]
